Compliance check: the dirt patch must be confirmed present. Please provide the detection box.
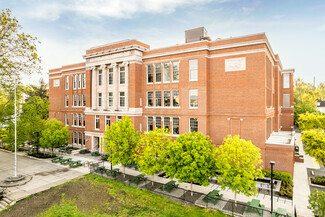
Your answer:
[182,191,203,203]
[1,179,116,217]
[33,168,70,176]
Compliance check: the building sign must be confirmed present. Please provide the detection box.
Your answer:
[225,57,246,72]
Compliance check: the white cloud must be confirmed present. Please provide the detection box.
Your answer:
[24,0,222,20]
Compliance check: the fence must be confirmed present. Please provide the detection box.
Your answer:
[90,165,278,217]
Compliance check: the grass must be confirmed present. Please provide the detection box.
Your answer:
[1,174,227,217]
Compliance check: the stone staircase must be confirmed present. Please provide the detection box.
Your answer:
[0,196,15,212]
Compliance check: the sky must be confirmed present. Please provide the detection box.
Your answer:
[1,0,325,86]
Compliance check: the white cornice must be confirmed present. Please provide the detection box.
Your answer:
[83,45,148,59]
[281,69,295,74]
[49,66,86,75]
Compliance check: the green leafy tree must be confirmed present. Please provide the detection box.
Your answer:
[102,116,139,177]
[308,189,325,217]
[134,127,171,185]
[17,96,49,151]
[215,135,263,204]
[164,132,216,195]
[297,112,324,131]
[0,9,41,89]
[40,119,70,156]
[301,129,325,165]
[24,78,48,101]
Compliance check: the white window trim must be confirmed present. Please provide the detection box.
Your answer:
[98,93,102,107]
[82,73,86,89]
[172,90,180,108]
[119,67,126,85]
[163,90,171,108]
[189,117,198,132]
[65,76,69,90]
[119,92,125,107]
[147,65,154,84]
[78,74,82,89]
[147,91,154,107]
[105,115,110,127]
[155,91,162,107]
[172,117,180,135]
[283,94,290,108]
[73,75,77,90]
[163,62,171,83]
[189,89,198,109]
[189,59,198,82]
[155,63,162,84]
[108,92,113,107]
[172,61,180,83]
[108,68,113,86]
[283,73,290,89]
[95,115,100,130]
[147,116,153,132]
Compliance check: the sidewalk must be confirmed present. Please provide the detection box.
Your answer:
[293,132,315,217]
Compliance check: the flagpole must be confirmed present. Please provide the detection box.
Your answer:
[14,74,17,177]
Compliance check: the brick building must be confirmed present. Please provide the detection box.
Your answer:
[49,27,295,174]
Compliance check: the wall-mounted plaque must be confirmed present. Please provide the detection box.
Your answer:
[225,57,246,72]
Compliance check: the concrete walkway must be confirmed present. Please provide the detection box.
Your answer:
[293,133,316,217]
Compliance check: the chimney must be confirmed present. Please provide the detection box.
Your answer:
[185,27,211,43]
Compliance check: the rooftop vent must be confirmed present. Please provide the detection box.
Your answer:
[185,27,211,43]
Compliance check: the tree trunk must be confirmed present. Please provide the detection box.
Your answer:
[191,181,193,196]
[235,191,237,206]
[51,147,53,156]
[152,176,154,186]
[123,165,125,178]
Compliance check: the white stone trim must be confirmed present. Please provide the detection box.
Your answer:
[49,66,86,75]
[281,69,295,74]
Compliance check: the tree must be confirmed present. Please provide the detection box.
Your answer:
[0,9,41,89]
[308,189,325,217]
[301,129,325,165]
[102,116,139,177]
[40,119,70,156]
[297,112,325,131]
[24,78,49,101]
[17,96,48,151]
[215,135,263,204]
[134,127,171,185]
[164,132,216,195]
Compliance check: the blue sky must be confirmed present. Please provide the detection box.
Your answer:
[1,0,325,85]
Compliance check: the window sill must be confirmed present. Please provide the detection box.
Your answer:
[189,107,198,109]
[145,106,181,109]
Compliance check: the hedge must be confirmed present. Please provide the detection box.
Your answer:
[262,169,293,198]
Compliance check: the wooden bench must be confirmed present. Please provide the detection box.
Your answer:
[203,190,223,205]
[129,174,147,185]
[159,180,179,193]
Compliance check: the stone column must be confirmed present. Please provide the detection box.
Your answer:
[112,63,118,111]
[123,61,129,110]
[100,64,107,109]
[91,66,97,109]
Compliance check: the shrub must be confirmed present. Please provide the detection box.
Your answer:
[262,169,293,198]
[27,152,56,159]
[2,144,15,151]
[308,189,325,217]
[312,176,325,186]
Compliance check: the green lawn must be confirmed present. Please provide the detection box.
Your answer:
[2,174,227,217]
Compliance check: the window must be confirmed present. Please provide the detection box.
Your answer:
[173,117,179,135]
[98,93,102,107]
[82,94,86,107]
[164,91,170,107]
[190,118,198,132]
[120,67,125,84]
[65,113,69,126]
[73,114,77,126]
[283,94,290,108]
[164,117,170,131]
[120,92,125,107]
[147,65,153,83]
[78,133,82,145]
[163,63,170,83]
[155,91,161,107]
[147,91,153,107]
[73,95,76,106]
[73,132,77,144]
[108,68,113,85]
[147,117,153,131]
[65,95,69,107]
[95,115,100,130]
[105,116,110,127]
[108,92,113,107]
[156,117,161,129]
[73,75,77,89]
[189,89,198,108]
[82,114,85,126]
[53,79,60,87]
[82,73,86,89]
[65,76,69,90]
[98,70,102,86]
[172,90,180,107]
[78,114,82,126]
[189,59,198,81]
[83,133,85,145]
[117,116,122,121]
[78,74,82,89]
[172,62,179,82]
[155,64,161,83]
[283,74,290,89]
[78,95,81,107]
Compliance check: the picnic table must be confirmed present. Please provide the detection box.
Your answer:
[129,174,147,185]
[69,160,82,168]
[79,149,90,154]
[51,156,63,163]
[95,166,106,174]
[159,180,179,193]
[91,151,100,156]
[203,190,223,205]
[106,168,121,177]
[272,208,292,217]
[245,199,265,216]
[60,158,72,165]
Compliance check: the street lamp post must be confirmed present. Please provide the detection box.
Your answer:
[14,74,17,177]
[270,161,275,213]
